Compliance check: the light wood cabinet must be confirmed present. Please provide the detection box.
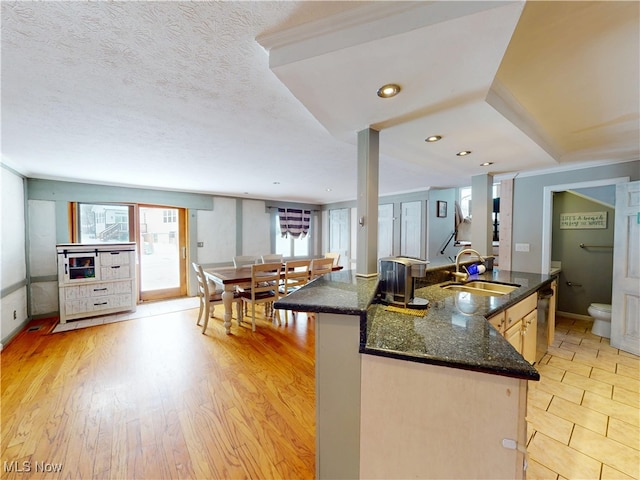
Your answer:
[505,320,523,352]
[57,243,136,323]
[488,311,506,333]
[490,293,538,364]
[506,293,536,331]
[521,309,538,364]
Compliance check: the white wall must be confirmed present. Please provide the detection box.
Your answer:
[1,169,26,284]
[242,199,271,256]
[427,188,459,262]
[196,197,237,264]
[1,167,28,346]
[28,200,59,316]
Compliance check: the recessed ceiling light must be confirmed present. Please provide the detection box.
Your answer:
[326,188,332,192]
[377,84,401,98]
[456,151,472,156]
[480,162,493,166]
[425,135,442,143]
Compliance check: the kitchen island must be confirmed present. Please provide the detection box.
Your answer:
[274,266,556,480]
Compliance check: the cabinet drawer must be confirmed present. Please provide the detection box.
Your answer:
[488,311,506,334]
[99,251,132,267]
[65,294,133,315]
[90,294,133,312]
[523,309,537,326]
[100,265,132,280]
[504,320,523,352]
[505,293,537,329]
[64,282,132,300]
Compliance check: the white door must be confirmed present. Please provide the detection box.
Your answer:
[400,201,422,258]
[329,208,350,266]
[378,204,394,259]
[611,181,640,355]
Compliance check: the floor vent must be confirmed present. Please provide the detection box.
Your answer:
[27,325,42,332]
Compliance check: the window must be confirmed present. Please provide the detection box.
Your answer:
[459,184,500,218]
[460,186,472,218]
[163,209,177,223]
[274,215,310,258]
[77,203,132,243]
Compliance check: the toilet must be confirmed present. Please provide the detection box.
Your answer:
[588,303,612,338]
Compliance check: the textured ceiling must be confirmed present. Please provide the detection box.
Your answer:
[1,1,638,204]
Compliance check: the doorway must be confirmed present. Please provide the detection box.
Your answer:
[541,177,629,274]
[138,205,187,301]
[329,208,350,266]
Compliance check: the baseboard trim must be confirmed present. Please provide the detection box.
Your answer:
[1,318,31,350]
[557,311,592,322]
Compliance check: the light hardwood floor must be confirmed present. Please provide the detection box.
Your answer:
[2,304,315,479]
[2,306,638,479]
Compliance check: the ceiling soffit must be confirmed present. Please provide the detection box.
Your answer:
[489,1,640,164]
[258,1,526,141]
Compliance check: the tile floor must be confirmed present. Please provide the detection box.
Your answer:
[527,316,639,480]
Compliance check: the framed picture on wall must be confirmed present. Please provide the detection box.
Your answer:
[437,201,447,218]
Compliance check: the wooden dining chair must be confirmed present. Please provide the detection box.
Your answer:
[261,253,283,263]
[260,256,284,317]
[310,257,335,280]
[279,259,311,322]
[192,262,242,334]
[324,252,341,267]
[240,262,282,332]
[233,255,259,314]
[233,255,259,267]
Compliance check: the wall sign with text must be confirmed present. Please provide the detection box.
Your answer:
[559,212,608,229]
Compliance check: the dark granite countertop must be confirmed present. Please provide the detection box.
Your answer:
[274,267,557,381]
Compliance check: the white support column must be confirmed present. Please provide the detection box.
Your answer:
[471,174,493,256]
[356,128,379,276]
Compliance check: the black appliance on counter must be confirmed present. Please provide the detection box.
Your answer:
[378,256,429,309]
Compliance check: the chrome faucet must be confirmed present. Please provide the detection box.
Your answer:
[453,248,485,282]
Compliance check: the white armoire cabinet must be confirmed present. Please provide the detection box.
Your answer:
[56,243,137,323]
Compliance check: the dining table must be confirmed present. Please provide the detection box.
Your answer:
[204,263,341,334]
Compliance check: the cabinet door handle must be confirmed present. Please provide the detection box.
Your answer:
[94,302,108,306]
[93,288,108,292]
[111,265,120,269]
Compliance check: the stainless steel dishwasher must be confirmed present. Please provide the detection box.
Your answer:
[536,287,554,363]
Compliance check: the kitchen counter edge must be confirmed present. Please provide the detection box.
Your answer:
[274,268,557,381]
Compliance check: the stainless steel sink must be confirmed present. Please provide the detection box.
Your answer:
[441,280,519,296]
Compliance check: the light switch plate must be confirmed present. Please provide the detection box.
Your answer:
[515,243,530,252]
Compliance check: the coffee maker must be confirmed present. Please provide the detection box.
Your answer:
[378,256,429,308]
